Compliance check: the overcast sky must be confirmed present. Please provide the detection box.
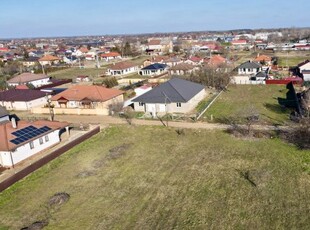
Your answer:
[1,0,309,38]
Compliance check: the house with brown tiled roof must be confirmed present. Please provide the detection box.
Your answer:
[169,63,198,75]
[39,55,61,66]
[254,54,272,65]
[204,55,227,67]
[7,73,51,88]
[146,38,173,55]
[0,89,48,110]
[51,85,124,115]
[107,61,138,76]
[0,119,69,167]
[185,56,203,65]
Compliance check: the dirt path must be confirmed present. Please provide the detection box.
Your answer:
[18,113,289,131]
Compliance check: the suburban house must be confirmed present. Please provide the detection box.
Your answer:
[165,57,183,67]
[76,75,90,82]
[0,119,69,167]
[7,72,51,88]
[185,56,203,65]
[22,57,40,67]
[139,63,168,76]
[0,89,48,110]
[298,60,310,81]
[204,55,227,67]
[132,78,206,115]
[50,85,124,115]
[100,52,121,61]
[231,39,249,49]
[169,63,197,75]
[146,39,173,54]
[237,61,262,75]
[254,54,272,65]
[107,61,138,76]
[38,55,61,66]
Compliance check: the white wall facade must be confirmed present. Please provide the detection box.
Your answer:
[108,66,138,76]
[238,67,261,75]
[0,130,61,167]
[0,97,47,110]
[134,89,206,114]
[8,77,50,88]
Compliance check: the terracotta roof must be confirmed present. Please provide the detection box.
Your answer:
[101,52,121,57]
[206,55,226,66]
[0,120,69,151]
[7,73,49,84]
[39,55,60,61]
[0,89,47,102]
[15,85,29,90]
[170,63,195,71]
[108,61,137,70]
[148,40,161,46]
[189,56,202,62]
[255,55,272,62]
[152,55,169,62]
[51,85,123,102]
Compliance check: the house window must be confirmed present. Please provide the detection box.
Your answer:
[45,135,49,142]
[39,138,43,145]
[29,141,34,149]
[139,102,144,106]
[176,103,182,107]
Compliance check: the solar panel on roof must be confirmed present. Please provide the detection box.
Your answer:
[10,125,53,145]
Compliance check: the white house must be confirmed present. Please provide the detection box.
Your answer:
[7,73,51,88]
[298,60,310,81]
[237,61,262,75]
[132,78,206,115]
[0,119,69,167]
[139,63,168,76]
[108,61,138,76]
[0,89,48,111]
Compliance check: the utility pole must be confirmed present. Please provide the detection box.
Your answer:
[162,91,171,127]
[46,93,54,121]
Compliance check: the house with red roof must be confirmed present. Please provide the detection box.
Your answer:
[50,85,124,115]
[185,56,203,65]
[0,117,69,167]
[38,55,61,66]
[100,52,121,61]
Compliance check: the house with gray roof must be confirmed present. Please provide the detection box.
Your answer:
[139,63,168,76]
[0,106,9,123]
[237,61,262,75]
[132,78,206,115]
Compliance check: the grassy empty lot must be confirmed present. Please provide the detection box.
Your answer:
[202,85,291,125]
[277,56,308,67]
[1,125,310,229]
[49,67,105,81]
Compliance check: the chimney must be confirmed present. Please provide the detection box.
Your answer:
[11,117,17,129]
[257,53,260,57]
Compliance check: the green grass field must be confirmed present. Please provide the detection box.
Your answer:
[1,125,310,229]
[277,56,308,67]
[49,67,105,80]
[202,85,291,125]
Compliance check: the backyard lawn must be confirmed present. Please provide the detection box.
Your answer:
[0,125,309,229]
[202,84,292,125]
